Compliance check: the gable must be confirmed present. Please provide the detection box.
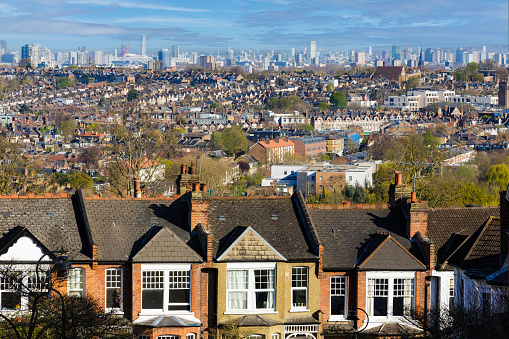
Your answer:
[217,227,286,262]
[133,227,202,263]
[358,237,425,270]
[0,236,48,262]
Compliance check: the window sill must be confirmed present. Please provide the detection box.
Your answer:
[138,311,194,317]
[289,308,310,313]
[328,317,347,322]
[224,310,278,315]
[106,309,124,315]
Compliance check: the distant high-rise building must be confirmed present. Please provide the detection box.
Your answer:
[368,46,372,56]
[68,51,78,65]
[158,48,170,68]
[295,53,304,65]
[93,50,104,65]
[199,55,216,70]
[291,48,295,61]
[0,41,6,54]
[308,41,316,64]
[171,45,179,59]
[355,52,366,64]
[78,46,87,53]
[21,44,40,67]
[141,35,147,56]
[275,53,283,62]
[455,48,465,64]
[191,52,198,64]
[1,53,15,64]
[392,45,402,61]
[424,48,435,63]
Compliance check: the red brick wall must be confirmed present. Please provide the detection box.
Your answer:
[134,325,200,339]
[408,207,428,238]
[189,197,210,232]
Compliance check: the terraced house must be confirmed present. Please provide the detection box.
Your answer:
[0,166,506,338]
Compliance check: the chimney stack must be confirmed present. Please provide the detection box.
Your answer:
[499,191,509,267]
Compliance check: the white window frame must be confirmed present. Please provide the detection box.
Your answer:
[140,264,192,315]
[68,268,85,297]
[366,272,416,319]
[158,336,180,339]
[105,268,122,312]
[226,262,276,314]
[186,334,197,339]
[291,266,308,311]
[330,276,347,320]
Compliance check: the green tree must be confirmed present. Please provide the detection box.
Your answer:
[407,76,420,90]
[68,172,93,190]
[86,122,103,133]
[276,78,285,86]
[19,103,32,114]
[266,96,309,113]
[301,123,314,133]
[127,87,139,102]
[318,102,330,111]
[210,102,220,110]
[57,77,71,88]
[211,125,248,156]
[486,163,509,190]
[81,74,90,84]
[326,82,335,92]
[330,91,348,107]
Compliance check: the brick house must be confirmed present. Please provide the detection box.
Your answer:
[0,166,506,339]
[249,138,295,165]
[289,137,326,158]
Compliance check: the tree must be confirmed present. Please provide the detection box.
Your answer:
[18,58,32,69]
[407,76,420,90]
[58,119,78,143]
[210,102,220,111]
[105,110,169,197]
[486,163,509,190]
[56,77,71,88]
[318,102,330,111]
[276,77,285,86]
[127,87,139,102]
[68,172,93,190]
[326,82,335,92]
[81,146,102,166]
[0,266,130,338]
[496,67,508,81]
[266,96,309,113]
[0,137,44,196]
[330,91,348,107]
[19,104,32,114]
[81,74,90,84]
[211,125,248,157]
[85,122,103,133]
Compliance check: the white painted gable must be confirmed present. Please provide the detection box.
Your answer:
[0,236,48,261]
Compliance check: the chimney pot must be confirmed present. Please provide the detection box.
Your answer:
[134,177,142,198]
[411,191,418,203]
[193,182,200,192]
[200,183,208,192]
[395,171,402,186]
[189,162,196,175]
[181,164,187,174]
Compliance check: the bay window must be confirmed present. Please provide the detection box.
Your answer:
[0,275,21,310]
[141,265,191,313]
[226,263,275,312]
[291,267,308,309]
[367,275,414,317]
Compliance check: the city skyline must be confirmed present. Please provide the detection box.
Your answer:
[0,0,508,53]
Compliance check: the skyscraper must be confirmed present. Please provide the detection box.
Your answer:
[93,50,104,65]
[0,41,7,54]
[158,48,170,68]
[308,41,316,64]
[171,45,179,59]
[392,45,402,61]
[21,44,40,67]
[141,35,147,56]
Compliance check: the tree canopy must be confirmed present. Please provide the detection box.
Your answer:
[211,125,248,157]
[330,91,348,107]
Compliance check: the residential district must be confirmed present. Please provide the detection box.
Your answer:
[0,39,508,338]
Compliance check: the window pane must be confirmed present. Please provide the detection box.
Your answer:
[227,270,248,289]
[373,297,388,316]
[228,291,247,309]
[169,289,190,304]
[106,288,122,308]
[255,291,274,309]
[292,289,307,308]
[2,291,21,310]
[142,290,164,309]
[393,297,404,316]
[291,267,307,288]
[331,295,345,315]
[254,270,274,289]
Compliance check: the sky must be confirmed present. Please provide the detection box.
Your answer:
[0,0,508,53]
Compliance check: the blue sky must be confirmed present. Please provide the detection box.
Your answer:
[1,0,508,53]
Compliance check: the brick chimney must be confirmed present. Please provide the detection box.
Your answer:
[406,200,428,239]
[134,177,142,198]
[188,182,210,232]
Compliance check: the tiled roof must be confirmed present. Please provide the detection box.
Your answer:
[0,196,90,261]
[309,207,424,270]
[448,217,501,272]
[83,196,203,262]
[208,194,319,262]
[427,206,498,268]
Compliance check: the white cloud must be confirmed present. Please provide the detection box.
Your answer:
[67,0,209,13]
